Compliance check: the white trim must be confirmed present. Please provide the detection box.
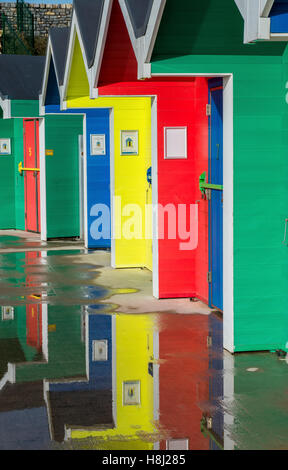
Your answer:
[118,0,138,58]
[234,0,246,19]
[260,0,274,17]
[153,330,160,422]
[79,134,85,241]
[223,76,234,354]
[117,0,166,80]
[151,97,159,299]
[85,310,89,379]
[112,314,117,427]
[42,303,49,361]
[110,108,116,267]
[39,118,47,242]
[143,0,167,64]
[0,96,11,119]
[270,33,288,40]
[91,0,114,92]
[83,114,88,248]
[235,0,283,43]
[223,351,235,450]
[39,36,53,112]
[62,13,91,103]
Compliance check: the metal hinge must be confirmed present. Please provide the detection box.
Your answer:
[207,335,212,348]
[205,189,212,200]
[206,104,211,116]
[207,271,212,284]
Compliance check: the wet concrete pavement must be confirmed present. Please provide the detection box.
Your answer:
[0,233,288,450]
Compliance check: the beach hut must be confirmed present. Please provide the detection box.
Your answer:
[40,16,111,248]
[0,55,45,234]
[55,0,288,354]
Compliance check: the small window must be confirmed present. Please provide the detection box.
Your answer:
[0,139,11,155]
[1,306,14,321]
[123,381,141,406]
[92,340,108,362]
[166,439,189,450]
[90,134,106,156]
[164,127,187,159]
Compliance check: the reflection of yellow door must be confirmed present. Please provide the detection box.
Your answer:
[69,315,156,449]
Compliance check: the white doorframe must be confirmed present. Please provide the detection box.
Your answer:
[39,118,47,242]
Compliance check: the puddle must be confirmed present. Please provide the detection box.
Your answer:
[0,246,287,450]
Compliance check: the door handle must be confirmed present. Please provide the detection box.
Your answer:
[199,171,223,196]
[18,161,40,175]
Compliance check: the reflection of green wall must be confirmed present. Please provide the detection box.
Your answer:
[233,354,288,450]
[45,115,83,238]
[151,0,288,352]
[15,306,85,383]
[0,317,17,340]
[0,118,15,229]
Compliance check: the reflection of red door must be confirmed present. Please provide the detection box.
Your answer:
[26,304,42,351]
[24,119,40,233]
[26,252,42,352]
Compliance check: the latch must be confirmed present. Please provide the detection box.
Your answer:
[199,171,223,198]
[18,161,40,176]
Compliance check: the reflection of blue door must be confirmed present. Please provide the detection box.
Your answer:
[208,79,223,311]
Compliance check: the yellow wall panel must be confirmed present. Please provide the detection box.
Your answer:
[67,96,152,269]
[67,35,89,100]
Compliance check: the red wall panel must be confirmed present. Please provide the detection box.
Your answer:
[98,3,209,301]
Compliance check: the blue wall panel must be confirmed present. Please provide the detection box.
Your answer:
[44,71,111,249]
[270,0,288,33]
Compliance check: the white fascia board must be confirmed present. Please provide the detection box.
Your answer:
[40,37,53,113]
[118,0,138,58]
[244,0,270,42]
[0,96,11,119]
[260,0,274,17]
[91,0,115,94]
[234,0,246,19]
[62,13,90,103]
[39,93,45,117]
[143,0,166,64]
[62,13,78,103]
[89,0,114,98]
[117,0,165,80]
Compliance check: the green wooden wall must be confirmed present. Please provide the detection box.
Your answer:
[151,0,288,352]
[45,115,83,239]
[0,116,15,229]
[11,100,40,119]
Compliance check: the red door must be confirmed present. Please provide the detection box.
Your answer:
[24,119,41,233]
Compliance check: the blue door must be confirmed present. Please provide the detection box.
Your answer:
[208,79,223,311]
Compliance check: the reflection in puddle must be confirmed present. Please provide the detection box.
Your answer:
[0,249,287,450]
